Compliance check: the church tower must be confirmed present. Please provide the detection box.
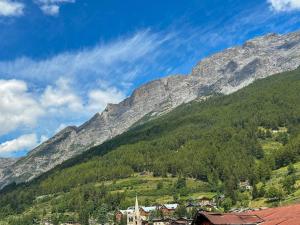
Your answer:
[133,196,142,225]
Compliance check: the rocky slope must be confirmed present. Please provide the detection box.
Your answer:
[1,30,300,189]
[0,158,18,170]
[0,158,18,185]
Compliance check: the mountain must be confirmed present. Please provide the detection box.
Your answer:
[1,30,300,189]
[1,67,300,223]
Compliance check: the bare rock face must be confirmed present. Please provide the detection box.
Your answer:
[0,158,18,169]
[0,158,19,184]
[191,32,300,94]
[1,30,300,189]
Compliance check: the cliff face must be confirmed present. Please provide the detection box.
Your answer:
[1,31,300,189]
[0,158,18,185]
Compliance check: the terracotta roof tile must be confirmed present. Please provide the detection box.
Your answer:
[195,204,300,225]
[200,212,263,224]
[247,204,300,224]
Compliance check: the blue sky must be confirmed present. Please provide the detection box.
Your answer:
[1,0,300,157]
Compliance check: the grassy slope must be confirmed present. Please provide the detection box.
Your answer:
[251,129,300,207]
[250,161,300,207]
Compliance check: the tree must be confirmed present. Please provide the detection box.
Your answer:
[175,177,187,189]
[276,132,289,145]
[265,186,285,202]
[149,209,164,220]
[97,204,109,224]
[287,164,296,175]
[252,184,259,199]
[265,130,272,138]
[156,181,163,190]
[221,198,232,212]
[237,192,250,208]
[282,175,296,194]
[51,214,60,225]
[175,205,188,217]
[79,207,89,225]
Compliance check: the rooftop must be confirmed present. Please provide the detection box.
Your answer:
[248,204,300,225]
[193,204,300,225]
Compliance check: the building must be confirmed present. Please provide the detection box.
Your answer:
[197,197,214,207]
[115,209,134,223]
[160,204,179,216]
[239,180,252,191]
[152,218,170,225]
[116,198,179,224]
[192,212,263,225]
[192,204,300,225]
[247,204,300,225]
[140,206,158,218]
[127,197,142,225]
[186,197,216,213]
[170,218,193,225]
[151,218,192,225]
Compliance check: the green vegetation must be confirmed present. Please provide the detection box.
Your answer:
[1,68,300,224]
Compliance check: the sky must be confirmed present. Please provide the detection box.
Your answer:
[1,0,300,158]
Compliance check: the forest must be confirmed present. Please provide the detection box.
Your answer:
[0,68,300,224]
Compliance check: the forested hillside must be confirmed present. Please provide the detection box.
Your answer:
[1,68,300,224]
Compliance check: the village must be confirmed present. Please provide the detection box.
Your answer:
[115,197,300,225]
[115,196,215,225]
[40,180,288,225]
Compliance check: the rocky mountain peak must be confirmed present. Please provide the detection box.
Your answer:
[191,30,300,94]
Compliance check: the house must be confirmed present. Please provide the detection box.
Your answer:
[160,204,178,216]
[152,218,170,225]
[192,204,300,225]
[247,204,300,225]
[239,180,252,191]
[186,197,215,213]
[192,212,263,225]
[140,206,158,218]
[197,197,214,207]
[170,218,193,225]
[115,210,125,223]
[151,218,192,225]
[115,209,134,223]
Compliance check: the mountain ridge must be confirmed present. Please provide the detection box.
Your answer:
[1,30,300,189]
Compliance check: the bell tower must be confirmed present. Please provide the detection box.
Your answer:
[133,196,142,225]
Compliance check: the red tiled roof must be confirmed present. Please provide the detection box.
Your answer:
[195,204,300,225]
[247,204,300,225]
[200,212,263,224]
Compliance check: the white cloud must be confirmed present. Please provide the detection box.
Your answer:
[0,134,38,155]
[0,80,44,136]
[41,78,83,112]
[0,0,24,16]
[268,0,300,11]
[40,4,59,15]
[0,31,173,87]
[35,0,75,15]
[87,88,125,112]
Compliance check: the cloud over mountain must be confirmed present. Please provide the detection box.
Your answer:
[0,134,38,155]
